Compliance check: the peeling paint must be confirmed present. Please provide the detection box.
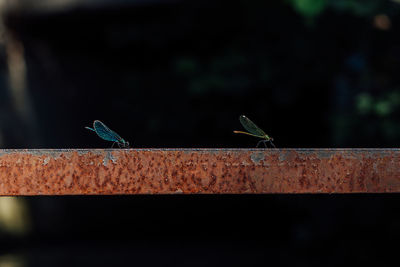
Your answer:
[43,157,50,165]
[103,151,117,166]
[250,152,265,164]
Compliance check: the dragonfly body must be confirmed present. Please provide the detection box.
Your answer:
[86,120,129,148]
[234,115,275,148]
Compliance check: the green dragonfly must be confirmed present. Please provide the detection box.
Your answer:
[233,115,275,148]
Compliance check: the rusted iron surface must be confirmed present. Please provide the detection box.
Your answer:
[0,149,399,195]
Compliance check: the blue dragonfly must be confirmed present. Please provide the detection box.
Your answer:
[85,120,130,148]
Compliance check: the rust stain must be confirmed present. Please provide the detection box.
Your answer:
[0,149,399,195]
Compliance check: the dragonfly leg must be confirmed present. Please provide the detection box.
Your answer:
[269,140,276,148]
[111,142,116,148]
[256,140,266,148]
[257,140,275,148]
[262,140,268,148]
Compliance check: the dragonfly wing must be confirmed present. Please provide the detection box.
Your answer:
[93,120,122,142]
[239,115,266,137]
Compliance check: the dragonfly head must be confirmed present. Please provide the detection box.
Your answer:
[118,139,129,148]
[121,139,129,148]
[122,140,129,148]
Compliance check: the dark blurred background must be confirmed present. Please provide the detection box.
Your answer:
[0,0,399,266]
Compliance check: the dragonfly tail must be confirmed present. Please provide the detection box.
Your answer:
[85,127,95,132]
[233,130,262,138]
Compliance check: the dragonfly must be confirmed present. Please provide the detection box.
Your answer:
[85,120,130,148]
[233,115,275,148]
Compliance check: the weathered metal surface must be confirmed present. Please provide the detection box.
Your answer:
[0,149,398,195]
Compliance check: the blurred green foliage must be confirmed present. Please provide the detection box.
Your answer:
[287,0,386,18]
[355,91,400,117]
[287,0,327,18]
[175,52,252,95]
[353,90,400,144]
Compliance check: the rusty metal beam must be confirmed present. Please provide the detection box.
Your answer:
[0,149,398,195]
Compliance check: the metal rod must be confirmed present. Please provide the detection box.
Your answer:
[0,149,398,195]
